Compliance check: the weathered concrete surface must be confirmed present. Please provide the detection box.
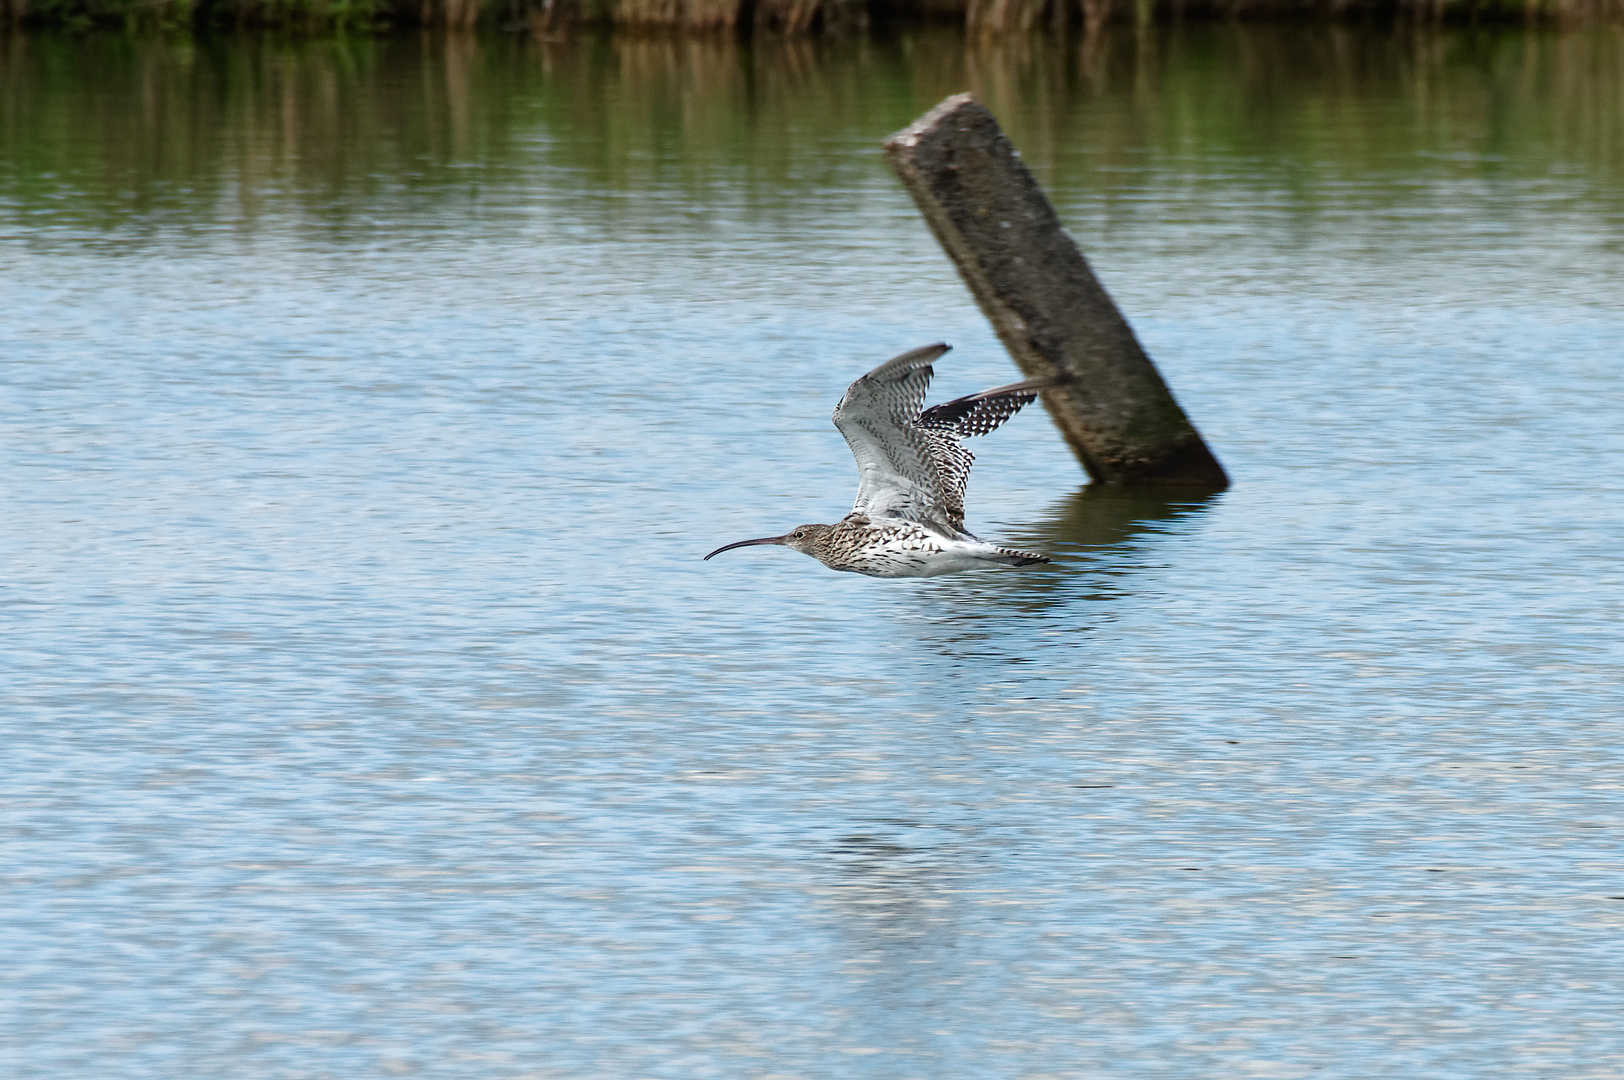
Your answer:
[884,94,1228,487]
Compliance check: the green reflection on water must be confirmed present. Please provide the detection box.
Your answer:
[3,24,1621,230]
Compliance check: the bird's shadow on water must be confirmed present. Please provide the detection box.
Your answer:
[888,485,1224,665]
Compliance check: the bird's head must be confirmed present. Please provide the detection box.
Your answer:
[704,523,833,562]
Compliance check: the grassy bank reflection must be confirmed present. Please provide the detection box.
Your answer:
[7,0,1623,33]
[4,24,1622,233]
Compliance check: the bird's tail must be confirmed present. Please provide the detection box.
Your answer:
[983,547,1051,567]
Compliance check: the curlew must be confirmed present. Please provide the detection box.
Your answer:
[704,344,1060,577]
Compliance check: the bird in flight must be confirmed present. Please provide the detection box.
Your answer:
[704,344,1061,577]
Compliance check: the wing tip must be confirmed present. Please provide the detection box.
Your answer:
[861,342,951,381]
[969,372,1070,400]
[886,342,952,372]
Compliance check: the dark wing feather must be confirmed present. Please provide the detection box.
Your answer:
[919,376,1061,437]
[916,376,1062,530]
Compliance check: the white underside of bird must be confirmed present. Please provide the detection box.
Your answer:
[705,344,1061,578]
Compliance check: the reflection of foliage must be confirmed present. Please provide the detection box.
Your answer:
[4,0,1624,29]
[14,0,186,33]
[2,24,1621,229]
[11,0,398,30]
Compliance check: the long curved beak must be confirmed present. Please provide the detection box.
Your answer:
[703,535,789,560]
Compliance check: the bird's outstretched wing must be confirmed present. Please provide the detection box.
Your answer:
[832,343,950,528]
[832,344,1058,535]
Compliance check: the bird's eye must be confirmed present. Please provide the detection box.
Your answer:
[793,530,806,539]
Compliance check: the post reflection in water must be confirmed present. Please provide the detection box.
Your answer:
[818,825,973,1061]
[895,486,1223,666]
[1020,486,1223,564]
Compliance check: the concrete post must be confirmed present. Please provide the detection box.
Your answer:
[884,94,1228,487]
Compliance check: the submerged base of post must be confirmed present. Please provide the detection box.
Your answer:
[884,94,1228,488]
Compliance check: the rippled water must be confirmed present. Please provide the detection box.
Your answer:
[4,24,1624,1079]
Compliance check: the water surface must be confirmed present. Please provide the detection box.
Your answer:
[4,25,1624,1079]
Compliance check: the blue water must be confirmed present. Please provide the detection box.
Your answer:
[4,26,1624,1079]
